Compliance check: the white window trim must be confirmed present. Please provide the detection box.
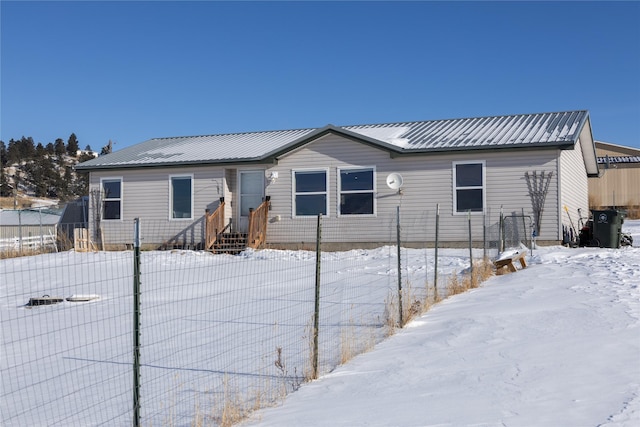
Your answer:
[452,161,486,215]
[169,174,194,221]
[100,177,123,221]
[337,166,376,217]
[292,168,329,218]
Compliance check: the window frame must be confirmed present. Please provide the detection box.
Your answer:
[292,168,329,217]
[452,161,486,215]
[337,166,376,217]
[100,177,123,221]
[169,174,194,221]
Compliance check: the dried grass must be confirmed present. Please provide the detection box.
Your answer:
[0,246,55,260]
[625,205,640,219]
[340,321,377,365]
[446,258,494,297]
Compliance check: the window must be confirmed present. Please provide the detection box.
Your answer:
[170,175,193,219]
[101,178,122,220]
[453,161,485,213]
[293,170,328,216]
[339,168,375,215]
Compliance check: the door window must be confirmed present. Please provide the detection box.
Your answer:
[240,171,264,216]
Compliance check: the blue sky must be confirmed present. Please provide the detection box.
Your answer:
[1,1,639,151]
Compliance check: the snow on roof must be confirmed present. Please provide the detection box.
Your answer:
[346,126,412,148]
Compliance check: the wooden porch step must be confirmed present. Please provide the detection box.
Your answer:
[212,232,248,255]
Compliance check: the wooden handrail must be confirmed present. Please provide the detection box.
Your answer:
[205,201,225,250]
[247,200,269,249]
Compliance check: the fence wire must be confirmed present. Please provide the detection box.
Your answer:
[1,223,133,426]
[1,208,532,426]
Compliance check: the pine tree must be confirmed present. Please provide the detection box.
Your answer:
[0,140,7,167]
[0,167,11,197]
[73,170,89,196]
[7,139,21,164]
[54,138,66,157]
[24,161,45,197]
[67,133,79,157]
[19,137,36,160]
[13,173,22,195]
[60,166,74,200]
[36,142,46,157]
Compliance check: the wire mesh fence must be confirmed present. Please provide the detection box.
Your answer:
[1,236,133,425]
[1,207,532,426]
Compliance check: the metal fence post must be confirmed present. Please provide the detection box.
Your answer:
[434,204,439,302]
[521,208,528,249]
[468,210,473,279]
[133,218,141,427]
[483,210,487,260]
[499,206,505,254]
[396,206,403,327]
[39,208,44,249]
[313,214,321,380]
[18,208,23,256]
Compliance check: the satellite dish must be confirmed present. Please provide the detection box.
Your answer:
[386,173,404,190]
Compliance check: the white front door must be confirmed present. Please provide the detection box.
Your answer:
[238,170,264,231]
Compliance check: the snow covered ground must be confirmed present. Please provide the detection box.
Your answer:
[245,221,640,427]
[1,221,639,426]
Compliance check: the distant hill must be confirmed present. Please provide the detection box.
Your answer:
[1,134,106,208]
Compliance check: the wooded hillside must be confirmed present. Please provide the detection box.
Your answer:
[0,134,109,206]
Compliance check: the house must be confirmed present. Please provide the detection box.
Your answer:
[588,141,640,210]
[75,110,599,250]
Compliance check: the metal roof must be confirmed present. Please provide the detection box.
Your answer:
[0,209,62,226]
[598,156,640,164]
[76,110,590,170]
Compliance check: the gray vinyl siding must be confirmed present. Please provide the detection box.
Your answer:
[266,134,395,244]
[86,135,568,248]
[264,135,561,245]
[559,139,590,240]
[483,151,559,243]
[89,166,225,247]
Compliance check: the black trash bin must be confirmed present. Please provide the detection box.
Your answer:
[590,209,624,248]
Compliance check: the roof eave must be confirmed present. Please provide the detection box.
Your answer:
[74,157,275,172]
[389,140,577,157]
[576,114,599,177]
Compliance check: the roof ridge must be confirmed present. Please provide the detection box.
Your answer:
[150,127,317,141]
[148,110,589,141]
[340,110,588,129]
